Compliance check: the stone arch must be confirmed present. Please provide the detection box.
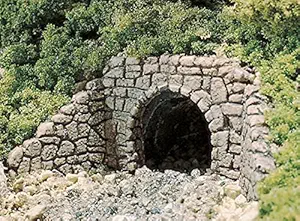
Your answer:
[130,85,213,173]
[6,54,275,200]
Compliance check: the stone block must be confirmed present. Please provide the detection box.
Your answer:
[152,73,168,85]
[88,112,105,126]
[244,85,260,97]
[202,76,211,91]
[210,105,223,119]
[178,66,201,75]
[89,153,105,163]
[126,65,141,72]
[116,78,134,87]
[125,71,141,79]
[211,78,227,104]
[221,103,243,116]
[218,66,234,77]
[67,155,78,164]
[202,68,218,76]
[18,158,30,174]
[232,68,250,82]
[212,57,233,67]
[211,131,229,147]
[229,144,242,154]
[159,54,170,65]
[169,75,183,85]
[209,118,224,132]
[231,83,246,94]
[105,97,114,110]
[183,76,202,91]
[23,139,42,158]
[245,97,262,107]
[179,55,196,67]
[39,137,60,145]
[229,117,243,132]
[105,66,124,78]
[88,129,104,146]
[136,75,151,90]
[219,154,233,167]
[42,161,54,170]
[229,94,243,103]
[160,65,176,74]
[36,122,55,138]
[168,84,181,93]
[54,157,66,166]
[145,56,159,64]
[127,88,145,99]
[180,86,192,97]
[78,153,88,162]
[87,145,106,153]
[229,131,242,144]
[75,138,88,154]
[252,141,269,153]
[30,157,42,171]
[102,78,115,88]
[248,115,265,127]
[250,127,269,141]
[41,145,58,161]
[7,146,23,168]
[57,141,75,157]
[197,96,212,113]
[254,154,275,174]
[126,57,140,65]
[143,63,159,75]
[108,56,125,68]
[59,164,73,174]
[194,56,215,68]
[60,104,76,115]
[115,98,125,111]
[247,105,264,115]
[72,91,90,104]
[219,168,240,180]
[52,114,73,125]
[85,78,104,91]
[168,55,181,66]
[77,123,90,138]
[75,104,89,113]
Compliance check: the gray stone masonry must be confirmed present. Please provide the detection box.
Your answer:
[6,54,275,200]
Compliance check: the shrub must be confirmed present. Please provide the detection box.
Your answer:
[224,0,300,220]
[0,0,226,158]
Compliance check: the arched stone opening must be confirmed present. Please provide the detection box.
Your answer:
[139,90,212,173]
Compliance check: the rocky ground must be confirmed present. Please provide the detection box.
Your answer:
[0,164,259,221]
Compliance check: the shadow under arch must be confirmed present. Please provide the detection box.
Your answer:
[135,89,212,173]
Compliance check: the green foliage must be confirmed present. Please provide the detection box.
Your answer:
[0,0,226,158]
[224,0,300,220]
[258,132,300,220]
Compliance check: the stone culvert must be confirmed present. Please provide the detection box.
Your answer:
[6,54,275,200]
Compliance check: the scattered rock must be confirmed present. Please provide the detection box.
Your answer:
[25,205,47,221]
[0,168,258,220]
[224,183,241,199]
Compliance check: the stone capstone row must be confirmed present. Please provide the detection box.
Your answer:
[6,53,275,200]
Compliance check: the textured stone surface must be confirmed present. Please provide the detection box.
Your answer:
[36,122,55,138]
[0,168,258,221]
[23,139,42,158]
[6,54,273,201]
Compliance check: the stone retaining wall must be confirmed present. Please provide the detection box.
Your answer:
[6,54,275,199]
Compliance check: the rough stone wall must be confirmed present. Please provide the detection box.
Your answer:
[7,80,119,177]
[6,54,275,200]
